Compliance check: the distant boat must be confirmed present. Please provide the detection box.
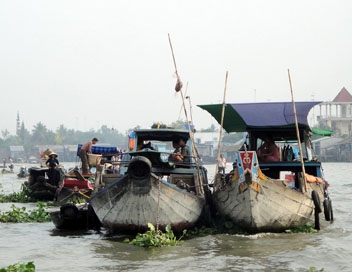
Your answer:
[199,101,333,232]
[17,166,29,178]
[89,128,213,233]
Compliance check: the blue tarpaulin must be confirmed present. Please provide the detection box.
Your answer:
[76,144,121,156]
[198,101,321,133]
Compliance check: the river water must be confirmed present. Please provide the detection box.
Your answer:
[0,162,351,272]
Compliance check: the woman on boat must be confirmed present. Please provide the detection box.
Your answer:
[46,152,61,186]
[257,136,280,162]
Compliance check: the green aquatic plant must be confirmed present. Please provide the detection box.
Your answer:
[309,267,324,271]
[0,202,51,223]
[124,223,186,247]
[0,261,35,272]
[0,184,36,203]
[285,223,318,233]
[62,194,88,204]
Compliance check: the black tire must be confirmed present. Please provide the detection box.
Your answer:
[323,198,333,221]
[60,203,78,221]
[312,190,322,213]
[314,209,320,230]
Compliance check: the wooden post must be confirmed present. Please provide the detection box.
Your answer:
[287,69,307,192]
[215,71,228,176]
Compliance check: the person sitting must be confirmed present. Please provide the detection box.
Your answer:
[137,140,155,151]
[168,136,190,166]
[257,137,280,162]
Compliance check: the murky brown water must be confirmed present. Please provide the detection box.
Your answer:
[0,162,350,271]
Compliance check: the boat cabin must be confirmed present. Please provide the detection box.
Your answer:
[198,101,325,184]
[245,126,323,181]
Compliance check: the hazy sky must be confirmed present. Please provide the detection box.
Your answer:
[1,0,351,135]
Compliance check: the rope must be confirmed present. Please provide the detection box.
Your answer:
[156,176,161,232]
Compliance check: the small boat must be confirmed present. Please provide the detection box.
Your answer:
[24,167,62,201]
[50,203,101,230]
[89,128,212,233]
[50,170,100,230]
[17,166,29,178]
[56,169,95,202]
[199,101,333,232]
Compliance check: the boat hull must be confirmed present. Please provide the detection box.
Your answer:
[213,174,324,232]
[51,203,101,230]
[89,173,205,233]
[213,151,327,232]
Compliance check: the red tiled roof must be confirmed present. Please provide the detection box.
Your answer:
[332,87,352,102]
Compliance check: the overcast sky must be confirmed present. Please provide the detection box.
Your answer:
[1,0,351,135]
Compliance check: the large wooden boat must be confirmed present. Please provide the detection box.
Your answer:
[199,101,333,232]
[89,128,212,233]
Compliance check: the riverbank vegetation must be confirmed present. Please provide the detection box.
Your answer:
[0,202,51,223]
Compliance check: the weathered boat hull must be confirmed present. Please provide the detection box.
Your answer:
[90,172,205,233]
[51,203,101,230]
[213,151,328,232]
[213,173,324,232]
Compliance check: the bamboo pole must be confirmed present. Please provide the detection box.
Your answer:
[215,71,228,176]
[287,69,307,192]
[168,34,204,194]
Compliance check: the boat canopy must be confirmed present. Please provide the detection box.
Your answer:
[311,127,333,136]
[198,101,321,134]
[132,129,190,142]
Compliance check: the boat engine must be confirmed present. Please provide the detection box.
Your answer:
[128,156,152,194]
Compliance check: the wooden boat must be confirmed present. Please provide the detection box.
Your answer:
[56,169,95,202]
[199,101,333,232]
[50,203,101,230]
[24,167,62,201]
[17,166,29,178]
[89,128,212,233]
[50,145,121,230]
[49,169,101,230]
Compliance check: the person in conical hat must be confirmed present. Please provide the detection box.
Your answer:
[46,151,61,187]
[46,152,59,169]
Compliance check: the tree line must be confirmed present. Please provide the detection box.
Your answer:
[0,120,222,155]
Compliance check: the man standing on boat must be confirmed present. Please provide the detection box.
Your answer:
[217,154,227,174]
[80,137,99,174]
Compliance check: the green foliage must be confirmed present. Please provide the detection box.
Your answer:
[308,267,324,272]
[0,261,35,272]
[285,223,318,234]
[0,184,36,203]
[187,220,247,237]
[63,194,87,204]
[0,202,51,223]
[124,223,186,247]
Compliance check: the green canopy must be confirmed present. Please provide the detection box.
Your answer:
[311,128,333,136]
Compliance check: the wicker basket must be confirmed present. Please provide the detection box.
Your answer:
[88,154,102,166]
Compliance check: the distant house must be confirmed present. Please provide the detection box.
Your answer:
[9,146,25,162]
[314,87,352,161]
[317,87,352,136]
